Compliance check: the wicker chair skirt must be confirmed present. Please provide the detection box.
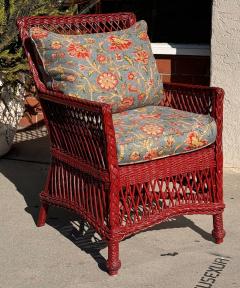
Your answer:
[40,144,224,241]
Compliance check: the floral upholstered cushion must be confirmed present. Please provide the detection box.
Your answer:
[112,106,217,165]
[30,21,163,113]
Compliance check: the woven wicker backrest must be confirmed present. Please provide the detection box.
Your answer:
[17,13,136,92]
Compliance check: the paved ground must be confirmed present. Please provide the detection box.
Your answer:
[0,128,239,288]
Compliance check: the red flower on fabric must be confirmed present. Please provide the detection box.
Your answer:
[97,54,107,63]
[143,149,159,160]
[138,93,146,101]
[51,52,65,59]
[130,151,141,161]
[140,113,161,119]
[97,72,118,90]
[119,97,134,111]
[165,135,175,148]
[115,53,122,61]
[141,124,164,136]
[31,27,48,39]
[185,131,208,149]
[139,31,149,41]
[128,72,135,80]
[51,41,62,49]
[67,43,90,59]
[109,36,132,50]
[128,85,138,93]
[135,50,149,64]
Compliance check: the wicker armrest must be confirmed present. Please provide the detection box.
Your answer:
[39,89,121,230]
[38,90,119,178]
[162,82,224,119]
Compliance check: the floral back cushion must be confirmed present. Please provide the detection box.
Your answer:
[30,21,163,112]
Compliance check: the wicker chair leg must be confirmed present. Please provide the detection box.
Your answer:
[212,213,225,244]
[107,239,121,276]
[37,203,49,227]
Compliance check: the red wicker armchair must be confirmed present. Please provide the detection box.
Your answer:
[17,12,225,275]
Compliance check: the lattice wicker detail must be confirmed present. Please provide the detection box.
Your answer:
[119,168,216,227]
[40,97,108,171]
[17,12,225,276]
[41,157,111,237]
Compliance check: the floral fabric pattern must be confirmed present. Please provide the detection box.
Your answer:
[112,106,217,165]
[30,21,163,113]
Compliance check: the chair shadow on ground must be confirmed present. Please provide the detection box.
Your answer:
[0,135,214,273]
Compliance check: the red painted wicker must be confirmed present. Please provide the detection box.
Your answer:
[17,12,225,275]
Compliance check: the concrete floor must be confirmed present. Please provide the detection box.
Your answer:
[0,129,239,288]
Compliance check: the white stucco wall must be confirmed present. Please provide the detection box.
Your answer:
[211,0,240,168]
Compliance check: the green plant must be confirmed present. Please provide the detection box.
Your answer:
[0,1,77,102]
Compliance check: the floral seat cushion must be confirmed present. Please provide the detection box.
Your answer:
[30,21,163,113]
[113,106,217,165]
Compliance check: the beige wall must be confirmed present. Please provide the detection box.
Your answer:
[211,0,240,167]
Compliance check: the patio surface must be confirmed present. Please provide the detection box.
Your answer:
[0,127,239,288]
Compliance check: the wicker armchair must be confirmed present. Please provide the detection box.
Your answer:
[17,12,225,275]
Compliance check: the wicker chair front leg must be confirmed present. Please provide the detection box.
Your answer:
[107,240,121,275]
[38,93,122,274]
[102,105,122,275]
